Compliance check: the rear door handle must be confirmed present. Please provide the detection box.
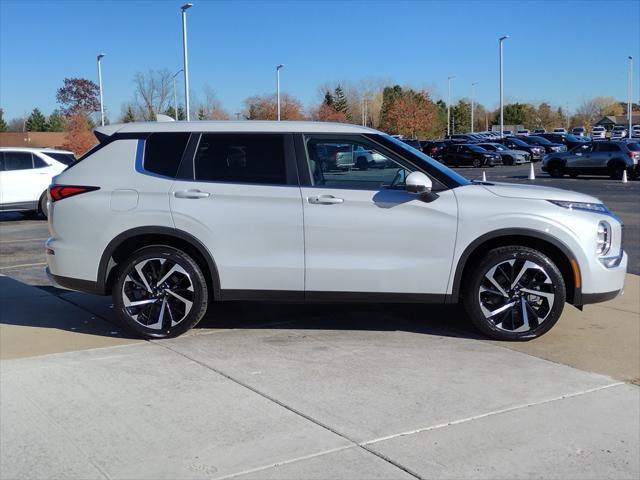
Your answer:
[174,189,211,199]
[308,195,344,205]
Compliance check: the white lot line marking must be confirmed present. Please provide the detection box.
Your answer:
[0,262,47,270]
[361,382,625,447]
[0,237,48,243]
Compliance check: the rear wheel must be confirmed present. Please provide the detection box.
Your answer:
[472,158,482,168]
[463,246,565,340]
[547,162,564,178]
[503,156,514,166]
[608,162,626,180]
[37,192,48,219]
[113,246,209,339]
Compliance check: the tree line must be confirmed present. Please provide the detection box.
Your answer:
[1,69,637,155]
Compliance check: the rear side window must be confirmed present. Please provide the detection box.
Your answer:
[144,132,191,178]
[2,152,34,171]
[32,155,49,168]
[627,143,640,152]
[46,152,76,165]
[595,143,619,152]
[194,134,286,185]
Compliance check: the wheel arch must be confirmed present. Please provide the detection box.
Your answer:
[98,226,221,298]
[447,228,581,305]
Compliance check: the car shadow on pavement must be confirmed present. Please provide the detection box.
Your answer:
[0,275,483,341]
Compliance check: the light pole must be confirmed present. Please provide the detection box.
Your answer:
[628,56,633,136]
[499,35,509,137]
[447,75,455,136]
[97,54,105,126]
[181,3,193,121]
[471,82,478,133]
[172,69,183,121]
[276,64,284,121]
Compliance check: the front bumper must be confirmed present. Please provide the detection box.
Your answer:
[580,251,627,305]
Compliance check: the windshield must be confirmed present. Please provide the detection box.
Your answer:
[378,134,470,187]
[527,136,552,145]
[508,138,528,147]
[565,134,586,142]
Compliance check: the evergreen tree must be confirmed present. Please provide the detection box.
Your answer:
[323,91,334,107]
[379,85,404,129]
[47,110,66,131]
[177,105,186,120]
[25,108,47,131]
[333,86,351,120]
[0,109,7,132]
[123,105,136,123]
[164,106,177,120]
[197,107,206,120]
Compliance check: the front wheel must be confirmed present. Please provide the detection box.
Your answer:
[113,246,209,339]
[547,162,564,178]
[472,158,482,168]
[463,246,566,340]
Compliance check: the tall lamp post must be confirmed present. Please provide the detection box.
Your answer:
[172,69,183,121]
[628,56,633,136]
[181,3,193,121]
[499,35,509,137]
[471,82,478,133]
[276,64,284,121]
[97,54,105,126]
[447,75,455,136]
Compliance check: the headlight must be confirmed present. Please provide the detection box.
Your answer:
[548,200,610,214]
[596,221,611,255]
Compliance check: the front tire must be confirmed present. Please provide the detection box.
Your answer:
[547,162,564,178]
[463,246,566,340]
[113,246,209,339]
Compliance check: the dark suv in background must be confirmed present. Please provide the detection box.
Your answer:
[515,135,567,154]
[542,141,639,179]
[538,133,590,151]
[501,137,545,161]
[441,144,502,167]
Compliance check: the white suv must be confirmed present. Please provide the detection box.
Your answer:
[591,126,607,140]
[0,147,75,218]
[45,121,627,340]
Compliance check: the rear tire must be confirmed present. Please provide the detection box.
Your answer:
[38,192,48,219]
[463,246,566,341]
[608,163,625,180]
[112,246,209,339]
[503,156,514,166]
[472,158,482,168]
[547,162,564,178]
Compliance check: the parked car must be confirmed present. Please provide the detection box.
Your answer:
[477,143,529,165]
[0,147,75,218]
[45,120,627,341]
[401,139,422,150]
[591,126,607,140]
[502,130,513,136]
[441,144,502,167]
[335,144,374,170]
[516,129,530,136]
[533,128,546,135]
[515,135,567,154]
[631,125,640,139]
[537,133,590,151]
[447,134,482,144]
[553,128,568,134]
[542,141,639,179]
[500,137,545,161]
[421,140,452,160]
[571,127,586,137]
[611,126,627,140]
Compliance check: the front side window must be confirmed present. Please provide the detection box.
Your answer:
[144,132,191,178]
[305,137,411,191]
[194,134,286,185]
[2,152,34,171]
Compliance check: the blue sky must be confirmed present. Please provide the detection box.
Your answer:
[1,0,639,121]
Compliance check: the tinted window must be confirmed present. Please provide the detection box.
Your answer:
[46,152,76,165]
[144,132,191,178]
[507,138,528,147]
[32,155,49,168]
[527,136,552,145]
[595,143,620,152]
[194,134,286,185]
[2,152,33,171]
[627,143,639,152]
[305,137,411,191]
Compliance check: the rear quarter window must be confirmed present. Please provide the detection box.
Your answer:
[144,132,191,178]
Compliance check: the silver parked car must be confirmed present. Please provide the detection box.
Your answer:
[477,143,530,165]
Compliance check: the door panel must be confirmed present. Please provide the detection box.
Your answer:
[1,152,50,205]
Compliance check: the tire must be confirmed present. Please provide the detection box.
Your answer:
[472,158,482,168]
[37,192,48,219]
[547,162,564,178]
[463,246,566,341]
[608,163,625,180]
[503,156,514,166]
[569,173,578,178]
[112,246,209,339]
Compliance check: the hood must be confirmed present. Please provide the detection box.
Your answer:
[481,182,601,203]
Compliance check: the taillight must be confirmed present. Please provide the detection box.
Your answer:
[627,151,639,159]
[49,185,100,202]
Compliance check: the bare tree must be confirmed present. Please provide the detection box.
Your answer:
[133,69,173,120]
[193,84,230,120]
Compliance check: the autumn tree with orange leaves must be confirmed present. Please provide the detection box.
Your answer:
[243,93,304,120]
[380,86,439,138]
[56,78,101,155]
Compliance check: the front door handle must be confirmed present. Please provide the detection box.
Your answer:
[308,195,344,205]
[174,189,211,199]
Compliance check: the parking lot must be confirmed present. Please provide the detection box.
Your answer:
[1,165,639,479]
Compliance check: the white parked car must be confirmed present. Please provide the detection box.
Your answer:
[610,126,627,139]
[516,129,530,136]
[0,147,75,218]
[335,144,373,170]
[553,128,568,134]
[571,127,586,137]
[533,128,546,135]
[630,125,640,139]
[45,121,627,341]
[591,126,607,140]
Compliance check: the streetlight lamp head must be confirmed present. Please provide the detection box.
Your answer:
[277,64,284,70]
[97,54,105,60]
[181,3,193,11]
[629,56,633,60]
[499,35,509,41]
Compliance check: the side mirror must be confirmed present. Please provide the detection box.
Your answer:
[405,171,432,194]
